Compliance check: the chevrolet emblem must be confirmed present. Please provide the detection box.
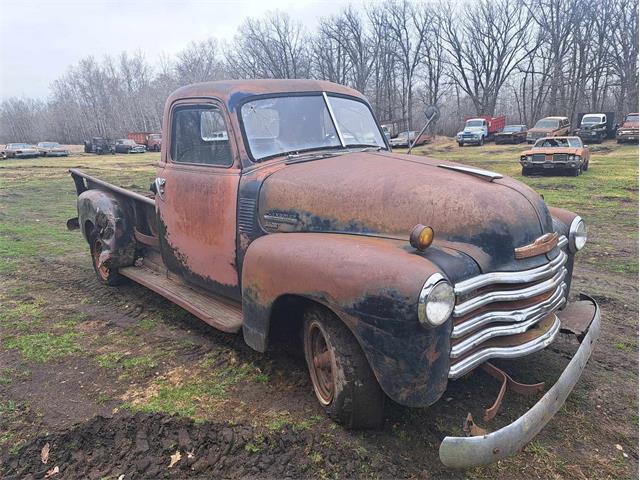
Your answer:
[514,232,559,259]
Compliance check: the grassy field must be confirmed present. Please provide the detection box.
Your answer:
[0,139,637,478]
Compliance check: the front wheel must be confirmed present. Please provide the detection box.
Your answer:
[303,307,384,429]
[521,166,530,176]
[479,137,484,146]
[457,142,463,147]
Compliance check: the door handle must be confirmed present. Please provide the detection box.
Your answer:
[153,177,166,200]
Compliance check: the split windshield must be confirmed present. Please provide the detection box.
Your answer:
[625,114,639,122]
[240,94,386,161]
[503,125,522,133]
[582,116,602,124]
[466,120,484,127]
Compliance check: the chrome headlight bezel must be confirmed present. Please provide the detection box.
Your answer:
[569,216,587,253]
[418,273,455,327]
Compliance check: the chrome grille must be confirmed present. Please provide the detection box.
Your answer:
[448,236,568,379]
[553,153,568,162]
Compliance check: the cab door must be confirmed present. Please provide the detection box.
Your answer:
[155,100,241,300]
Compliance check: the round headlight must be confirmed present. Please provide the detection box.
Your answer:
[569,216,587,253]
[418,274,455,327]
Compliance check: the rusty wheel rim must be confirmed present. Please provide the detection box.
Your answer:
[305,321,335,406]
[92,238,110,281]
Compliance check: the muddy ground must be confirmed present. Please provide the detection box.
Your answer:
[0,140,637,479]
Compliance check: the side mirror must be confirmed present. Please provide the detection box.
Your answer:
[407,105,439,154]
[425,105,440,121]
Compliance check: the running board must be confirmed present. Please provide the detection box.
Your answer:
[119,265,242,333]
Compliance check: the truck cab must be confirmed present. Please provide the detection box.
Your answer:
[68,79,600,467]
[456,118,488,146]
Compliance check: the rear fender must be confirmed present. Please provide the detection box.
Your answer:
[77,189,135,269]
[241,232,458,407]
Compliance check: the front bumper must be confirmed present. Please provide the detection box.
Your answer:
[617,132,638,142]
[521,162,579,170]
[439,294,600,468]
[459,137,482,145]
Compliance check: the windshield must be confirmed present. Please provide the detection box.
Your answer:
[149,134,161,140]
[240,94,386,160]
[534,137,582,148]
[625,114,639,123]
[582,115,602,124]
[9,143,30,148]
[466,120,485,128]
[503,125,522,133]
[38,142,59,147]
[534,119,560,129]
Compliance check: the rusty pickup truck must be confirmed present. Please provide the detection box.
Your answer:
[67,79,599,468]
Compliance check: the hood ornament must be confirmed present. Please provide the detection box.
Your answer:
[514,232,559,259]
[437,164,503,181]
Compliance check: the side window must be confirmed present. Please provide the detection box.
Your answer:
[171,106,232,166]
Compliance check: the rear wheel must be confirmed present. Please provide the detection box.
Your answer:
[89,231,124,286]
[303,307,384,429]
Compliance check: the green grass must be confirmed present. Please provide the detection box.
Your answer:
[4,332,80,362]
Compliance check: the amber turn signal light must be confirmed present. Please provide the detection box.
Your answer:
[410,224,434,251]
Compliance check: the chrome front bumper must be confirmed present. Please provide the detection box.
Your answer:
[439,294,600,468]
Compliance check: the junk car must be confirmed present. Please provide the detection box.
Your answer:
[67,79,599,468]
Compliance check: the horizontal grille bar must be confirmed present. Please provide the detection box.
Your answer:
[452,283,566,339]
[448,315,561,379]
[553,153,568,162]
[455,248,567,296]
[454,268,566,317]
[451,286,566,358]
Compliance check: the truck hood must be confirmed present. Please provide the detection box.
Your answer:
[258,151,555,273]
[461,127,484,134]
[621,121,639,129]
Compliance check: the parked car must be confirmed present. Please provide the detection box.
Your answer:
[127,132,162,151]
[1,143,40,159]
[37,142,70,157]
[616,112,639,143]
[67,79,599,469]
[456,115,506,146]
[495,125,528,144]
[390,130,415,147]
[115,139,146,154]
[147,134,162,152]
[520,136,590,176]
[84,137,115,155]
[526,116,571,143]
[574,112,616,144]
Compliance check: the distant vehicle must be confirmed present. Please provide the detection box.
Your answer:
[127,132,162,152]
[381,125,392,141]
[575,112,616,144]
[37,142,70,157]
[84,137,115,155]
[1,143,40,159]
[456,115,506,146]
[147,134,162,152]
[526,116,571,143]
[390,130,416,147]
[115,139,146,154]
[520,136,589,177]
[616,113,639,144]
[495,125,528,144]
[389,130,429,148]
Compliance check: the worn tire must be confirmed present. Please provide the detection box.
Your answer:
[479,137,484,146]
[457,142,463,147]
[303,307,384,429]
[521,166,530,176]
[89,230,124,286]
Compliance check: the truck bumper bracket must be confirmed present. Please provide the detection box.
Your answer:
[439,294,600,468]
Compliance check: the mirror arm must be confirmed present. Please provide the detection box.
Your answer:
[407,112,436,155]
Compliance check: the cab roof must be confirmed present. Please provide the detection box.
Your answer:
[166,79,366,112]
[542,116,569,120]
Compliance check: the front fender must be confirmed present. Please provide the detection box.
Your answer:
[77,189,135,269]
[241,232,474,407]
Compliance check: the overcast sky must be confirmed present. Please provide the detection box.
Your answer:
[0,0,352,101]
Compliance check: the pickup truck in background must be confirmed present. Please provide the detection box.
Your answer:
[574,112,616,143]
[527,116,571,143]
[127,132,162,151]
[616,112,639,143]
[456,115,506,146]
[67,79,600,468]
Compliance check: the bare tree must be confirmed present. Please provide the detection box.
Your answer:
[227,12,310,79]
[442,0,538,116]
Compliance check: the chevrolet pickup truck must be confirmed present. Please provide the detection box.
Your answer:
[67,79,600,468]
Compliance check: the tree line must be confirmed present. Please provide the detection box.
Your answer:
[1,0,637,144]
